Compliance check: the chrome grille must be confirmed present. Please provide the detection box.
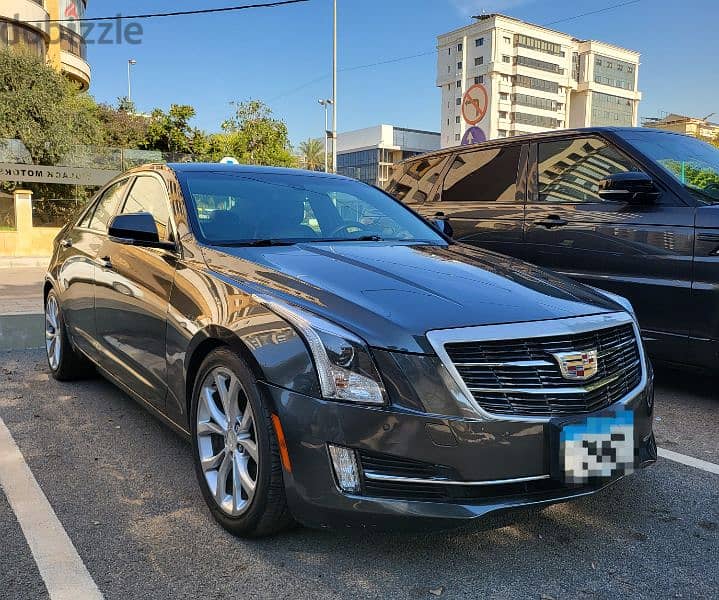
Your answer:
[444,323,641,417]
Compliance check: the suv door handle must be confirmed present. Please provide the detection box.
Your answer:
[97,256,113,270]
[534,216,568,228]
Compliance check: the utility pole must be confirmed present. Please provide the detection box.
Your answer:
[331,0,337,174]
[318,99,333,172]
[127,59,137,104]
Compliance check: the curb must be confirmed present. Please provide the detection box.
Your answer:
[0,257,51,269]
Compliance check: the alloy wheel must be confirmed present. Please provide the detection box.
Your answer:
[196,367,259,516]
[45,295,61,370]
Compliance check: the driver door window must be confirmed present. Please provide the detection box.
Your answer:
[121,176,172,241]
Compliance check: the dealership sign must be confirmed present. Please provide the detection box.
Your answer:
[0,163,119,186]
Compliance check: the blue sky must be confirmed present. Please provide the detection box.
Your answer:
[84,0,719,146]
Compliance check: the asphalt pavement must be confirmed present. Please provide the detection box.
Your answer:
[0,350,717,600]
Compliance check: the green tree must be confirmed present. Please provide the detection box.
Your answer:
[0,48,102,164]
[207,100,296,167]
[97,100,150,149]
[298,138,325,171]
[143,104,200,154]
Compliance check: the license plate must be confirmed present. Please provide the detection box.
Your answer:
[557,407,635,484]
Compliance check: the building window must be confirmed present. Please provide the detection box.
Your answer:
[590,91,634,126]
[475,38,484,47]
[497,129,508,138]
[458,43,463,52]
[447,119,450,126]
[448,48,451,55]
[499,92,509,101]
[501,74,511,83]
[475,75,484,84]
[456,80,461,88]
[512,93,557,111]
[514,55,563,74]
[513,112,561,128]
[537,138,641,203]
[475,56,483,66]
[455,116,461,124]
[504,36,511,44]
[499,111,508,119]
[514,34,564,57]
[502,55,511,63]
[593,55,636,90]
[514,74,559,94]
[443,145,522,202]
[457,61,463,70]
[456,97,462,106]
[455,134,461,141]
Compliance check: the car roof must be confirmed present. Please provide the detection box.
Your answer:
[396,126,685,164]
[166,163,352,179]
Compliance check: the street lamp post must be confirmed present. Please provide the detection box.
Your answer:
[127,59,137,104]
[318,99,333,173]
[331,0,337,174]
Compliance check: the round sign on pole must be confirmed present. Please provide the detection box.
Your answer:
[219,156,239,165]
[461,84,489,126]
[461,126,487,146]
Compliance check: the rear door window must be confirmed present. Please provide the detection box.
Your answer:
[442,145,522,202]
[386,156,449,204]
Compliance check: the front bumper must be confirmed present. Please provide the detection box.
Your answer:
[262,372,656,532]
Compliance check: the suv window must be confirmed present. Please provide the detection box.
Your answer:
[386,156,449,204]
[537,137,641,203]
[442,145,522,202]
[121,176,172,240]
[87,180,128,232]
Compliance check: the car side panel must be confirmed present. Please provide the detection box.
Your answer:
[690,206,719,368]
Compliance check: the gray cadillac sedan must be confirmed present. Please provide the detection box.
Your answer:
[44,163,656,536]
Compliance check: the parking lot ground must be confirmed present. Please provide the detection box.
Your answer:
[0,350,717,600]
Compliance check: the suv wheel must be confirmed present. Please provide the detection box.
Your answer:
[45,290,92,381]
[190,348,293,537]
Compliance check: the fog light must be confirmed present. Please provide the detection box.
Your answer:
[328,444,361,493]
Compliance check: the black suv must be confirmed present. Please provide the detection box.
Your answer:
[388,127,719,371]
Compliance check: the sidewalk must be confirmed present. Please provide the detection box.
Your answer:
[0,263,47,350]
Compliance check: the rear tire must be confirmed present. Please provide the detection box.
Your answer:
[190,348,294,537]
[45,289,93,381]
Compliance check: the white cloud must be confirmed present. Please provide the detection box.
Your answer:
[449,0,534,18]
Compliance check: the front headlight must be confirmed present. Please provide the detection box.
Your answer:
[254,295,387,405]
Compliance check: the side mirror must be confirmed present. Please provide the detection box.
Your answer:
[109,212,176,250]
[598,172,660,204]
[431,212,454,238]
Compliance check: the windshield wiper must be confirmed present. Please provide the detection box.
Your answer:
[215,239,298,247]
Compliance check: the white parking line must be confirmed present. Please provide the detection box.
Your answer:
[0,418,103,600]
[659,447,719,476]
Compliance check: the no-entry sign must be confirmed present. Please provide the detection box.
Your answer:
[461,84,489,126]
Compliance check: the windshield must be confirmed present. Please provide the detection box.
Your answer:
[182,171,446,245]
[623,131,719,203]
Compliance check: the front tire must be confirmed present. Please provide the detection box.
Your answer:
[190,348,293,537]
[45,290,92,381]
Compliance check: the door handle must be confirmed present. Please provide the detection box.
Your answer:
[97,256,113,270]
[534,216,568,228]
[60,238,72,248]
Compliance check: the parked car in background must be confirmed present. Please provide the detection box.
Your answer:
[44,163,655,537]
[388,128,719,371]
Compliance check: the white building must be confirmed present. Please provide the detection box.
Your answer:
[336,124,440,187]
[437,14,642,147]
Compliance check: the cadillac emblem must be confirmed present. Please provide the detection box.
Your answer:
[553,349,598,381]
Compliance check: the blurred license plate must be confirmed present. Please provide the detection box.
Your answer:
[558,407,635,484]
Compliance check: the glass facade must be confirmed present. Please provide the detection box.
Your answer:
[594,55,636,91]
[590,91,634,126]
[513,112,561,128]
[337,149,379,185]
[512,93,558,112]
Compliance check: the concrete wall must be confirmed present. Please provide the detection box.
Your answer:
[0,191,60,257]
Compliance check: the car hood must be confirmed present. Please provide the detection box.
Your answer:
[201,242,622,354]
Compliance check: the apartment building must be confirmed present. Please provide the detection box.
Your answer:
[0,1,91,90]
[437,14,641,147]
[336,124,440,187]
[644,113,719,141]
